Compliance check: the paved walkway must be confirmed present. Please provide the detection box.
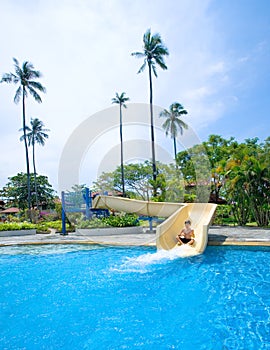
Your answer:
[0,226,269,247]
[208,226,270,246]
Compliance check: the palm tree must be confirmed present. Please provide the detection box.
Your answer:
[132,29,169,196]
[1,58,46,210]
[20,118,49,209]
[160,102,188,166]
[112,92,130,197]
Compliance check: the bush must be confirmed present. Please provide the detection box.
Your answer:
[77,218,109,229]
[6,215,21,223]
[35,223,50,234]
[37,220,74,233]
[76,213,139,229]
[212,205,236,225]
[102,213,139,227]
[0,215,138,232]
[0,222,35,231]
[184,194,196,203]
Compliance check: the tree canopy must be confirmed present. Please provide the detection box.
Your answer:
[93,135,270,226]
[0,173,55,210]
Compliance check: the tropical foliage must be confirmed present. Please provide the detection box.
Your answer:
[178,135,270,226]
[0,172,55,210]
[112,92,130,197]
[132,29,169,195]
[1,58,46,210]
[93,161,166,201]
[20,118,50,209]
[75,213,139,229]
[0,220,67,233]
[225,138,270,226]
[160,102,188,163]
[93,135,270,227]
[93,161,187,203]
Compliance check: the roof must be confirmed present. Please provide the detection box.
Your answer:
[0,207,20,214]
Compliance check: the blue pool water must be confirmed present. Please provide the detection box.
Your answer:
[0,245,269,350]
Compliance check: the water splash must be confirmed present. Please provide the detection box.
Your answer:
[113,245,199,273]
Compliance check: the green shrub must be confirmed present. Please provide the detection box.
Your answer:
[184,194,196,203]
[77,218,109,229]
[76,213,139,229]
[36,224,50,234]
[6,215,21,223]
[38,220,74,233]
[102,213,139,227]
[43,220,63,230]
[212,205,236,225]
[0,220,74,233]
[0,222,35,231]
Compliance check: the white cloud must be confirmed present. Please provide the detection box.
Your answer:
[0,0,247,191]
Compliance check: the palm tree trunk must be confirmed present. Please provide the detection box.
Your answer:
[148,61,157,197]
[22,87,31,211]
[173,136,178,170]
[119,104,125,197]
[32,141,39,210]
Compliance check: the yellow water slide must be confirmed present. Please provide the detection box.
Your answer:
[93,195,217,255]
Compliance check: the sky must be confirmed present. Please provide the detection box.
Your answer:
[0,0,269,193]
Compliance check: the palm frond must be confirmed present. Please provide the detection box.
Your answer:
[154,44,169,56]
[1,73,14,84]
[19,134,26,142]
[159,109,170,118]
[170,102,188,116]
[137,60,147,74]
[28,86,42,103]
[112,92,130,106]
[160,102,189,139]
[14,86,22,104]
[170,102,183,112]
[133,28,169,82]
[29,69,42,80]
[23,118,50,146]
[19,126,31,142]
[154,56,168,70]
[13,57,19,66]
[175,118,188,130]
[131,51,145,58]
[151,62,157,77]
[151,31,162,44]
[28,81,46,93]
[143,28,152,46]
[162,119,171,136]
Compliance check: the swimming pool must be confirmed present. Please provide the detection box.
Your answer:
[0,245,269,349]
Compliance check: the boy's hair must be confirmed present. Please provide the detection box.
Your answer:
[184,220,191,225]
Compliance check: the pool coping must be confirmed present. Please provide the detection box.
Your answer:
[0,226,269,248]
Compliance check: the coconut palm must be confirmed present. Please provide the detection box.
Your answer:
[160,102,188,166]
[1,58,46,210]
[20,118,49,209]
[112,92,130,197]
[132,29,169,196]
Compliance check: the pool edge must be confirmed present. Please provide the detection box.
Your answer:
[1,240,270,248]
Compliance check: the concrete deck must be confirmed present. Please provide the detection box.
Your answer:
[0,226,269,248]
